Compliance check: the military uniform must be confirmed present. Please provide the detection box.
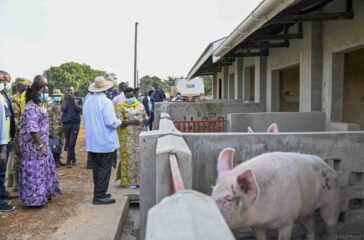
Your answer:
[6,92,23,190]
[48,97,64,167]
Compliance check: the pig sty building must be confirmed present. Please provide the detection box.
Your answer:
[188,0,364,130]
[140,0,364,239]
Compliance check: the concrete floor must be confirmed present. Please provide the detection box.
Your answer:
[51,179,139,240]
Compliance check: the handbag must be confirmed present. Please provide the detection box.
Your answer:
[49,138,62,154]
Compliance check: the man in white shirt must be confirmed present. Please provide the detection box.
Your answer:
[84,76,122,205]
[112,82,128,106]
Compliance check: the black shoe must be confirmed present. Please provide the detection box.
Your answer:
[67,163,72,168]
[92,197,115,205]
[72,161,76,166]
[104,193,111,198]
[0,202,16,212]
[56,163,61,168]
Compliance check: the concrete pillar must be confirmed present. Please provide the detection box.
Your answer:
[155,135,192,203]
[235,57,244,99]
[300,22,323,112]
[212,73,217,99]
[146,190,235,240]
[228,65,234,99]
[140,114,190,240]
[255,57,267,110]
[331,53,345,121]
[223,66,229,99]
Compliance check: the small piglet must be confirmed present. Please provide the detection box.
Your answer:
[211,148,340,240]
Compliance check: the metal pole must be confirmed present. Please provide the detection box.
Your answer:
[134,22,138,88]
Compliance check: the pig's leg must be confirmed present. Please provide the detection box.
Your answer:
[278,223,293,240]
[302,216,315,240]
[320,205,338,240]
[253,227,266,240]
[319,192,339,240]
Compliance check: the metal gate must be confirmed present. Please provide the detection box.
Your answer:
[174,119,226,132]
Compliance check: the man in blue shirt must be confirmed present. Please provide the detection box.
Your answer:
[61,85,83,168]
[152,82,166,102]
[84,76,122,205]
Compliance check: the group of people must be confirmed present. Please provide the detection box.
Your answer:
[1,73,63,212]
[0,70,166,211]
[84,78,165,204]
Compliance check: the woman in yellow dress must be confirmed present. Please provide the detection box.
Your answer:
[115,87,148,189]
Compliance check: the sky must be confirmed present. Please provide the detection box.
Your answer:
[0,0,261,86]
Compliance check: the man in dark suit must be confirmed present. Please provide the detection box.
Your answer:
[0,70,16,212]
[142,90,155,131]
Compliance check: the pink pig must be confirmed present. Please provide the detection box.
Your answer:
[211,148,340,240]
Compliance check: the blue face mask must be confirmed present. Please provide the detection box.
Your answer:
[54,96,62,102]
[125,97,135,105]
[39,93,49,102]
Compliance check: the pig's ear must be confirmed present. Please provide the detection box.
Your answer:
[217,147,235,177]
[267,123,279,132]
[237,169,259,204]
[247,126,254,133]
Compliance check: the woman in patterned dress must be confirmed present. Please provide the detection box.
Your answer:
[115,87,148,189]
[19,75,61,207]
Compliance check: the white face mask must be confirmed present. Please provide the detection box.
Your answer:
[5,83,11,91]
[0,83,4,92]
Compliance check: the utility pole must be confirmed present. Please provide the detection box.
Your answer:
[134,22,138,88]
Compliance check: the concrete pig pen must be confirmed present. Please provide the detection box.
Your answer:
[227,112,361,132]
[183,132,364,239]
[141,113,364,239]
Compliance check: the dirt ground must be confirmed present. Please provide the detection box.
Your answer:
[0,128,94,240]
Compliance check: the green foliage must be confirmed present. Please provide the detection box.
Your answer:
[139,75,181,97]
[44,62,117,97]
[202,75,212,96]
[139,75,161,95]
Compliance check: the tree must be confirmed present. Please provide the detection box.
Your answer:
[139,75,162,95]
[139,75,181,97]
[44,62,117,97]
[202,75,212,96]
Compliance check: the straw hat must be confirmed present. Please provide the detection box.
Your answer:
[52,89,63,96]
[88,76,113,93]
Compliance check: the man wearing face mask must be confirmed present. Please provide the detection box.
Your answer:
[0,92,15,212]
[7,78,30,192]
[0,70,17,202]
[61,85,83,168]
[48,89,65,167]
[0,71,15,147]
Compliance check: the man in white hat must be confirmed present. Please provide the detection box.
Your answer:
[83,76,121,205]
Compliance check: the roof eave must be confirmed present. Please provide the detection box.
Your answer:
[213,0,297,62]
